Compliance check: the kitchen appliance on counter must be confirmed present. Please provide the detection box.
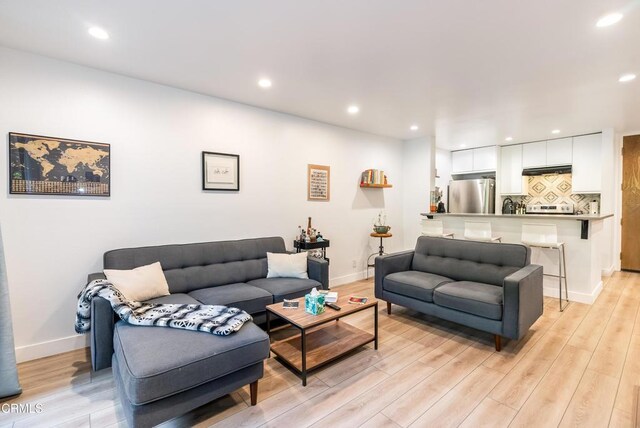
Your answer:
[525,204,574,215]
[448,178,495,214]
[502,197,515,214]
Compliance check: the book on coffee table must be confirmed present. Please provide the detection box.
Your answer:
[348,296,368,305]
[282,299,299,309]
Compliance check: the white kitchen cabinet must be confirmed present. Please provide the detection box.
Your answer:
[451,150,474,173]
[546,137,573,165]
[572,134,602,193]
[522,141,547,168]
[500,144,527,195]
[472,146,497,171]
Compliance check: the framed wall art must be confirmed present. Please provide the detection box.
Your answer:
[9,132,110,197]
[307,164,330,201]
[202,151,240,191]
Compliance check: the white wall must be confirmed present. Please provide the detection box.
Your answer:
[0,47,408,361]
[402,137,434,249]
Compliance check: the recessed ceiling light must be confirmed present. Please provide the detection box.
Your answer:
[347,105,360,114]
[88,26,109,40]
[410,125,419,131]
[505,136,513,142]
[551,129,561,134]
[460,144,467,148]
[596,12,623,27]
[258,78,272,88]
[619,73,637,83]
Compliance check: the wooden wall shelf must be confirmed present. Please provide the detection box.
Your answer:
[360,184,393,188]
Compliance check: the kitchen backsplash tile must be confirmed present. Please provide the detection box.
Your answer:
[504,173,600,213]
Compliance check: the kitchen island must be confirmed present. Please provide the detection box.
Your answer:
[420,212,614,304]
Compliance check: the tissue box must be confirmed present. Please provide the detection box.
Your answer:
[305,293,325,315]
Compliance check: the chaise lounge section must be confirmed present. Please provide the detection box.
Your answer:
[375,236,543,351]
[88,236,328,427]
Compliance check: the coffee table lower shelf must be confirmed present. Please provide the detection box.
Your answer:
[270,321,375,384]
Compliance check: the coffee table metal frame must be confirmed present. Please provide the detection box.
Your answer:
[265,299,378,386]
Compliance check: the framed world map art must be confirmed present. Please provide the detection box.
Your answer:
[9,132,110,197]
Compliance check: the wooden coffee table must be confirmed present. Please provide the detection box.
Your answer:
[265,295,378,386]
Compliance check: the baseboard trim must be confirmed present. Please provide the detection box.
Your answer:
[330,270,368,288]
[15,334,89,363]
[543,280,603,305]
[602,264,616,277]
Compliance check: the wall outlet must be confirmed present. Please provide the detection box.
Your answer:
[352,260,357,268]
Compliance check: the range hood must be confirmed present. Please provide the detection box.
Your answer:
[522,165,572,176]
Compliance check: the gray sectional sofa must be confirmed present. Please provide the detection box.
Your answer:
[375,236,543,351]
[88,236,328,428]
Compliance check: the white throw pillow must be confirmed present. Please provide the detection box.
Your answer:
[266,252,309,279]
[104,261,170,302]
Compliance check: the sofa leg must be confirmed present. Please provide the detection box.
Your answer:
[250,380,258,406]
[387,302,391,315]
[494,335,502,352]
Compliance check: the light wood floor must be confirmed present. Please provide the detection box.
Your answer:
[2,272,640,428]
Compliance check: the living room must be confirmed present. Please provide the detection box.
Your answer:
[0,1,638,427]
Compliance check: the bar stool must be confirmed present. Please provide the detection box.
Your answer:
[420,219,454,238]
[367,232,392,279]
[521,223,569,311]
[463,221,501,242]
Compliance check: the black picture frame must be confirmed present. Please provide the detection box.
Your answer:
[8,132,111,197]
[202,151,240,191]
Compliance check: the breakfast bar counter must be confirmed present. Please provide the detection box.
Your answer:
[420,212,614,304]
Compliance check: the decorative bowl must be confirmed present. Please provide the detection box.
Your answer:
[373,225,391,234]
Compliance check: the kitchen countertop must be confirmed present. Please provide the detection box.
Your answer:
[420,212,614,221]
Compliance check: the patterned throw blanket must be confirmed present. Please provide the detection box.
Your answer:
[75,279,252,336]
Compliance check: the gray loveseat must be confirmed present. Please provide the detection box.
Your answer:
[375,236,543,351]
[88,236,328,427]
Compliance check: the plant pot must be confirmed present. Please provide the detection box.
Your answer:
[373,225,391,234]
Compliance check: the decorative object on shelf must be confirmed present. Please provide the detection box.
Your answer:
[9,132,110,197]
[373,211,391,234]
[308,164,330,201]
[360,169,392,188]
[306,217,317,242]
[202,151,239,191]
[304,288,325,315]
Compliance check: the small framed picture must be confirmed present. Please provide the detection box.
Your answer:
[308,164,330,201]
[202,152,239,191]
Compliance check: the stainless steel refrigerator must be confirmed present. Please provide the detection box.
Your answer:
[448,179,495,214]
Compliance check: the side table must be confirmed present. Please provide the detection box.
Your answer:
[293,239,330,264]
[366,233,392,279]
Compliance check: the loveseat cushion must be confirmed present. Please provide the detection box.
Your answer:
[188,283,272,314]
[433,281,503,320]
[247,278,322,302]
[113,321,269,405]
[383,271,453,303]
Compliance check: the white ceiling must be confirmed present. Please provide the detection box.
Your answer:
[0,0,639,149]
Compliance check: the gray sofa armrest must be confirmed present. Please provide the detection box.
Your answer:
[374,250,414,299]
[502,264,543,340]
[87,272,116,371]
[307,257,329,289]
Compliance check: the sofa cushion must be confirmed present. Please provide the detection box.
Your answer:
[383,271,453,303]
[247,278,322,302]
[188,283,273,314]
[433,281,503,320]
[412,236,530,287]
[113,321,269,405]
[145,293,201,305]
